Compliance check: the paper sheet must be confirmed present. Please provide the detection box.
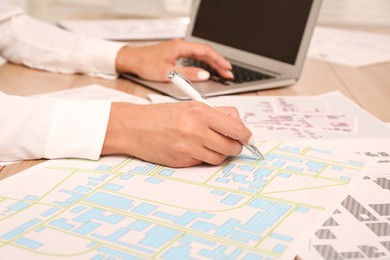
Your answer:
[313,139,390,176]
[32,84,150,104]
[148,91,390,260]
[149,91,390,141]
[57,17,190,40]
[301,175,390,259]
[308,26,390,67]
[1,88,388,259]
[0,140,369,259]
[285,138,390,259]
[0,161,18,166]
[299,138,390,259]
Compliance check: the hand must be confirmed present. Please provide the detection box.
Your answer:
[115,39,234,82]
[101,101,252,167]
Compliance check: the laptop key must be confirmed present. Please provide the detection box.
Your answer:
[210,75,230,85]
[181,58,274,84]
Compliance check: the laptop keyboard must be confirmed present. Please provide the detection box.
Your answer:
[180,58,274,85]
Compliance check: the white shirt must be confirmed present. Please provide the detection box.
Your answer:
[0,3,126,161]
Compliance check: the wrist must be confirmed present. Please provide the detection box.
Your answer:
[101,102,135,155]
[115,45,141,75]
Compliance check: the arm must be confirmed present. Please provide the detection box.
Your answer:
[0,3,125,79]
[0,3,246,167]
[0,92,252,167]
[0,91,111,161]
[0,4,116,161]
[0,4,233,81]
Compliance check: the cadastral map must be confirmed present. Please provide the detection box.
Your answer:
[0,141,368,259]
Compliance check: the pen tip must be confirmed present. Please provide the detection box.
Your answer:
[246,144,264,160]
[255,150,265,160]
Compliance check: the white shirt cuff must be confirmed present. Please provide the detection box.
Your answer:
[81,38,127,78]
[44,100,111,160]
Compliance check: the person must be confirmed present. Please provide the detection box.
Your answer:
[0,2,253,168]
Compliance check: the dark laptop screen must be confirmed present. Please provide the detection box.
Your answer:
[192,0,314,65]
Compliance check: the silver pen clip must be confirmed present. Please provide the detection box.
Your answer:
[167,70,207,99]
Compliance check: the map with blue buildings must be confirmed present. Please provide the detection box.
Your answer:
[0,141,367,259]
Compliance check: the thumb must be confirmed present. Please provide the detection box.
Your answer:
[174,67,210,82]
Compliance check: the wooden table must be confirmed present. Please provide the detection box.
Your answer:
[1,29,390,180]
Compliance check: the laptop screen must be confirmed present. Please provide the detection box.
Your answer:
[192,0,314,65]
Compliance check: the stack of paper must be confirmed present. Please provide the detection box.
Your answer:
[150,91,390,259]
[1,85,389,259]
[57,17,190,40]
[308,26,390,67]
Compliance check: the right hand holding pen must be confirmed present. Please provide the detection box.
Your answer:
[101,101,252,167]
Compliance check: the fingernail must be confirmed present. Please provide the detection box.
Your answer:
[248,135,256,146]
[227,71,234,79]
[197,70,210,80]
[226,61,232,69]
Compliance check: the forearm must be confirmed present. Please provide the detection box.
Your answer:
[0,91,110,161]
[0,4,125,78]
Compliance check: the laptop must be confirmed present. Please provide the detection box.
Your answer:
[122,0,322,100]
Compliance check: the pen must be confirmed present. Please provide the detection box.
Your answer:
[167,70,264,160]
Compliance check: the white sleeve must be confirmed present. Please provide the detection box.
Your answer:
[0,3,126,79]
[0,91,111,161]
[0,3,122,161]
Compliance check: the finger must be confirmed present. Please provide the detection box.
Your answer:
[193,145,228,166]
[146,140,205,168]
[178,41,230,68]
[208,109,253,145]
[174,67,210,81]
[137,151,202,168]
[217,106,241,119]
[171,136,227,166]
[161,153,202,168]
[202,128,244,157]
[215,107,253,145]
[178,42,234,79]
